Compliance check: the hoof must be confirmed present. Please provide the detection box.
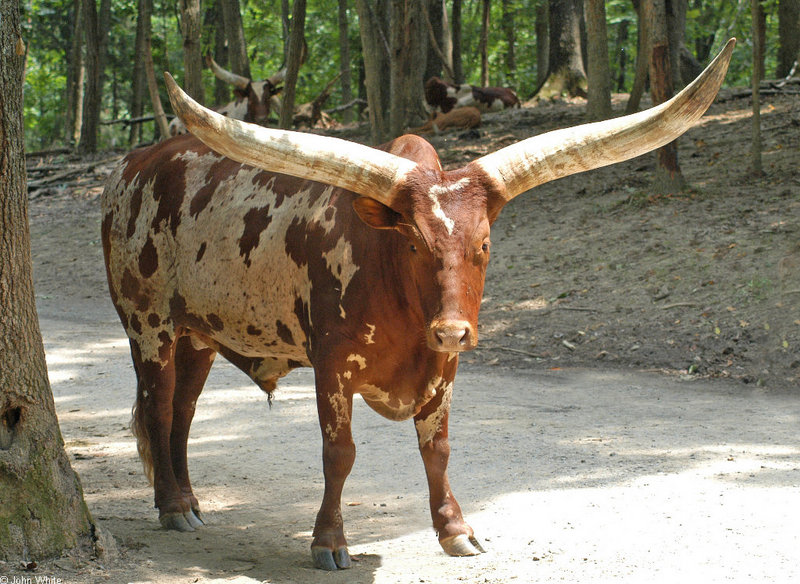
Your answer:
[185,509,204,529]
[440,534,486,557]
[160,510,201,532]
[312,545,351,570]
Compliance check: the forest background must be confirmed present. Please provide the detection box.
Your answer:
[19,0,800,152]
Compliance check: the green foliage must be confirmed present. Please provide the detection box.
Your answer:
[19,0,786,151]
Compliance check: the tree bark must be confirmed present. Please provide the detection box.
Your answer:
[356,0,390,143]
[752,0,764,175]
[535,1,548,87]
[647,0,685,193]
[626,0,649,113]
[451,0,464,84]
[338,0,354,124]
[179,0,205,103]
[209,0,231,106]
[140,0,170,139]
[78,0,111,153]
[129,0,147,145]
[614,17,629,91]
[64,0,84,147]
[478,0,490,87]
[279,0,307,129]
[424,0,445,82]
[1,0,94,560]
[390,0,428,137]
[533,0,588,100]
[777,0,800,78]
[501,0,516,77]
[220,0,251,78]
[585,0,611,120]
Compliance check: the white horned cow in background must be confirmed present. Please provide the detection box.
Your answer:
[168,54,286,136]
[101,40,734,571]
[425,76,521,114]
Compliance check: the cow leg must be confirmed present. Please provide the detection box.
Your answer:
[130,334,199,532]
[170,336,216,524]
[310,369,355,570]
[414,385,485,557]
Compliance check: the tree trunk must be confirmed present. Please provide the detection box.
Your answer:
[356,0,390,143]
[752,0,764,175]
[220,0,250,78]
[533,0,588,100]
[614,18,629,91]
[390,0,428,137]
[647,0,685,193]
[777,0,800,78]
[666,0,685,89]
[179,0,205,103]
[0,0,94,560]
[535,1,548,87]
[78,0,112,153]
[477,0,490,87]
[451,0,464,84]
[338,0,354,123]
[64,0,84,147]
[585,0,611,120]
[626,0,649,113]
[209,0,231,106]
[501,0,516,77]
[140,0,170,139]
[424,0,445,82]
[279,0,307,129]
[129,0,147,145]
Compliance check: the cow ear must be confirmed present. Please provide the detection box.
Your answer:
[352,197,401,230]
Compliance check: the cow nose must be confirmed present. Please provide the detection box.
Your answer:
[430,320,476,352]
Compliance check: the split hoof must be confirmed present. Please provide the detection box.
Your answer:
[160,510,202,532]
[312,545,351,570]
[440,533,486,557]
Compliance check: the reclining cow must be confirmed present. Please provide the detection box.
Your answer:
[168,55,285,136]
[425,76,521,114]
[102,40,735,571]
[408,106,481,135]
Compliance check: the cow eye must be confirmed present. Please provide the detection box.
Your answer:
[481,242,490,253]
[410,244,418,253]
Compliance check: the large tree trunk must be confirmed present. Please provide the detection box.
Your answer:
[220,0,250,78]
[532,0,587,100]
[585,0,611,120]
[279,0,307,129]
[0,0,94,560]
[356,0,390,143]
[424,0,446,82]
[140,0,170,139]
[78,0,111,153]
[647,0,685,193]
[390,0,428,137]
[338,0,354,123]
[179,0,205,103]
[208,0,230,106]
[777,0,800,77]
[614,17,629,91]
[535,1,548,87]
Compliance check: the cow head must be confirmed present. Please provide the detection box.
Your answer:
[167,39,735,354]
[206,54,284,125]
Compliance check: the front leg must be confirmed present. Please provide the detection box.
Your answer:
[311,369,355,570]
[414,379,485,556]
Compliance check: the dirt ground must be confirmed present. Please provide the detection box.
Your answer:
[8,88,800,583]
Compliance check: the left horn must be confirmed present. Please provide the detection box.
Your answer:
[164,72,416,207]
[474,38,736,201]
[205,54,251,90]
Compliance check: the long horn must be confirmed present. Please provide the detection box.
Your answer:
[164,72,416,206]
[205,54,250,90]
[474,38,736,201]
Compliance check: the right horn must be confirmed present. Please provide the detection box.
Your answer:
[474,38,736,202]
[205,53,251,90]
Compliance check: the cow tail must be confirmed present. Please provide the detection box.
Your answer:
[130,389,154,485]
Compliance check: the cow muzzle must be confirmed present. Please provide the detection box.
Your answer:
[428,319,477,352]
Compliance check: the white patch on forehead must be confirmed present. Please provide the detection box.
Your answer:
[427,178,470,235]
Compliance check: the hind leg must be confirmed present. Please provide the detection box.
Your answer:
[129,334,199,532]
[169,335,216,524]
